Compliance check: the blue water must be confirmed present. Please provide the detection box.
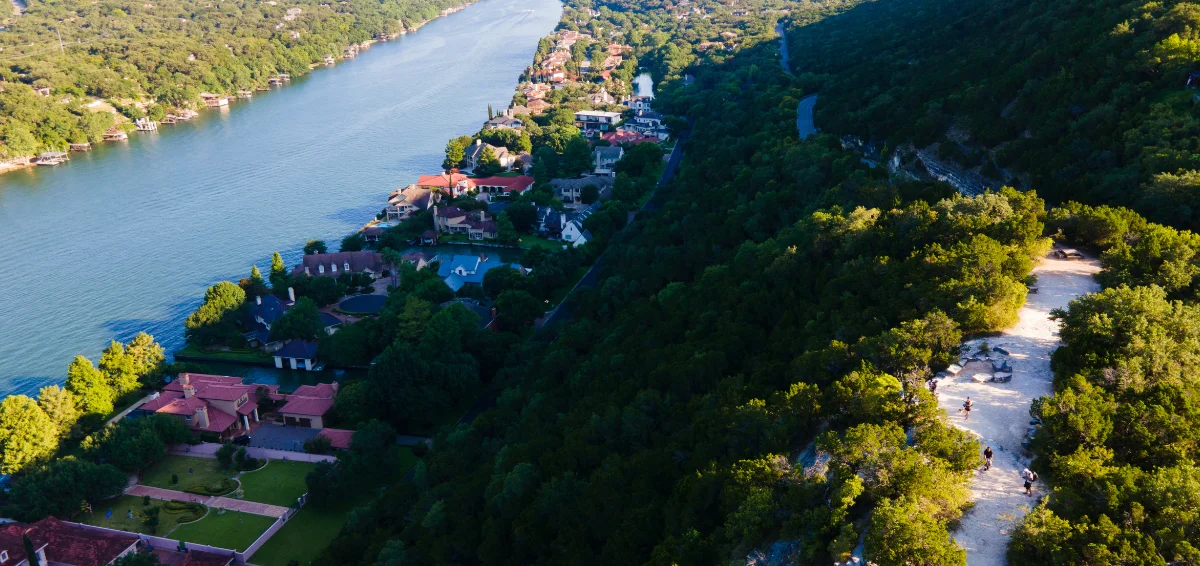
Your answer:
[0,0,562,395]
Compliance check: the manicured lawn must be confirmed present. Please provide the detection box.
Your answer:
[176,343,274,363]
[76,495,201,536]
[519,235,568,251]
[249,448,418,566]
[141,455,233,494]
[170,508,276,552]
[238,460,319,507]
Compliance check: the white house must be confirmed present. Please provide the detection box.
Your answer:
[574,110,623,137]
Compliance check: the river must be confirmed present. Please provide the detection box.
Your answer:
[0,0,562,395]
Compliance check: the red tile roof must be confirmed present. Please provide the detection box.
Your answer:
[291,383,337,398]
[153,547,235,566]
[317,428,354,450]
[416,172,473,189]
[0,517,137,566]
[196,407,238,432]
[279,397,334,417]
[471,175,535,193]
[236,400,259,416]
[197,385,248,401]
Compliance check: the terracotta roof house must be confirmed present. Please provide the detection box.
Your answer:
[136,373,272,438]
[0,516,139,565]
[525,99,552,115]
[273,340,319,371]
[415,171,476,197]
[317,428,354,450]
[601,129,658,146]
[279,382,339,428]
[472,175,535,200]
[386,186,435,220]
[291,251,384,279]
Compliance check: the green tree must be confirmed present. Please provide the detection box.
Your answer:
[270,297,325,342]
[505,202,538,233]
[37,385,79,439]
[866,497,965,566]
[303,240,328,255]
[215,442,236,469]
[562,136,594,176]
[444,135,472,170]
[66,356,115,416]
[125,332,165,386]
[340,233,366,252]
[483,265,526,298]
[0,395,59,474]
[495,289,542,330]
[243,265,270,297]
[99,340,139,396]
[476,146,503,176]
[184,281,246,347]
[496,212,518,244]
[270,252,290,290]
[581,183,600,204]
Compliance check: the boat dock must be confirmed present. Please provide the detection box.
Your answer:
[35,151,68,165]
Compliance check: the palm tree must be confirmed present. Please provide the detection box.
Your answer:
[382,248,403,290]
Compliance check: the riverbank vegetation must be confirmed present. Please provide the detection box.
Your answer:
[0,0,473,158]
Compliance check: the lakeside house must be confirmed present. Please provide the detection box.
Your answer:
[401,251,438,270]
[463,139,517,171]
[416,171,475,197]
[386,186,436,220]
[574,110,623,137]
[278,382,338,428]
[472,175,535,200]
[274,340,319,371]
[242,291,294,352]
[593,146,624,177]
[433,206,498,240]
[291,250,385,279]
[484,110,524,130]
[535,203,597,247]
[198,92,228,107]
[437,255,527,292]
[135,373,276,439]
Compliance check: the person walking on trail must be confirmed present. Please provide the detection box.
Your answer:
[963,396,974,420]
[1021,468,1038,496]
[983,446,993,471]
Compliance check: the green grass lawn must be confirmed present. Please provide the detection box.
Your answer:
[238,460,319,507]
[141,455,233,493]
[76,495,201,536]
[170,508,276,552]
[249,448,417,566]
[176,343,273,363]
[519,235,568,251]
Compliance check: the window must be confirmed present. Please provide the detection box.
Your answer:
[318,264,324,274]
[344,262,350,271]
[184,415,192,422]
[2,550,9,561]
[331,263,337,272]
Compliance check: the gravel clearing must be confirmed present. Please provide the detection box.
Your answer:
[935,249,1100,565]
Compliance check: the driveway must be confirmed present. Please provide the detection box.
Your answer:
[249,424,321,452]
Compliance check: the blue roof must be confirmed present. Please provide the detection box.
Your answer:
[437,255,523,291]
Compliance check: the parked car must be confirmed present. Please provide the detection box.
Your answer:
[232,435,251,446]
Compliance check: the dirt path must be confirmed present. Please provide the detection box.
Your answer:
[935,250,1099,564]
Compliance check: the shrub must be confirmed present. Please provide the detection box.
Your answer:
[303,436,333,455]
[142,495,151,506]
[184,478,238,496]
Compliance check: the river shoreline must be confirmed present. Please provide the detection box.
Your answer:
[0,0,480,179]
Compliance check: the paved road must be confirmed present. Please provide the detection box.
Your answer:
[797,94,818,139]
[126,485,292,518]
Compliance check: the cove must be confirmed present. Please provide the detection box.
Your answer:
[0,0,563,395]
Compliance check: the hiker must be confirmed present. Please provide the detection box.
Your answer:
[962,396,974,420]
[983,446,993,470]
[1021,468,1037,496]
[928,379,938,395]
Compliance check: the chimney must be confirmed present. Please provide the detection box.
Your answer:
[178,374,190,386]
[490,307,497,319]
[331,382,339,395]
[288,287,296,302]
[256,296,262,306]
[195,406,209,429]
[475,139,482,146]
[182,384,195,399]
